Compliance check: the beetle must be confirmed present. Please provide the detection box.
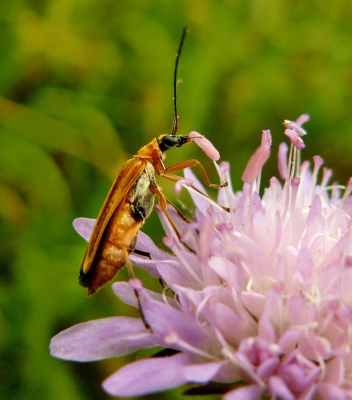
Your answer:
[79,132,222,294]
[78,29,224,326]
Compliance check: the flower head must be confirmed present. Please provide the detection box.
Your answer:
[50,117,352,399]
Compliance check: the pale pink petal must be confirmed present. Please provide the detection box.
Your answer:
[112,281,178,311]
[324,356,344,385]
[73,217,95,241]
[156,258,202,289]
[103,353,193,396]
[240,292,265,320]
[298,336,332,361]
[103,352,224,396]
[269,375,295,400]
[130,231,179,278]
[277,329,302,354]
[257,357,280,380]
[50,317,156,361]
[132,231,176,265]
[316,382,346,400]
[174,178,195,194]
[140,288,209,348]
[224,384,263,400]
[278,350,320,393]
[182,167,214,215]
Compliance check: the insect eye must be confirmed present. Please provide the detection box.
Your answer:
[158,135,189,152]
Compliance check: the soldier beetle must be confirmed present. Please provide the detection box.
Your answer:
[79,28,225,327]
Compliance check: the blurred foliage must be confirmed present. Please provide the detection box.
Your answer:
[1,0,352,399]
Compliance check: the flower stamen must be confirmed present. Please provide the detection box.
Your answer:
[328,177,352,236]
[307,156,324,205]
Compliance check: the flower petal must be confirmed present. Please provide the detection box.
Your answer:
[224,384,263,400]
[269,375,295,400]
[130,231,177,278]
[50,317,157,361]
[133,231,173,261]
[183,168,213,215]
[112,281,178,311]
[73,217,95,241]
[140,288,209,349]
[316,382,346,400]
[103,352,223,396]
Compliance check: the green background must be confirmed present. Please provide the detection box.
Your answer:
[1,1,352,399]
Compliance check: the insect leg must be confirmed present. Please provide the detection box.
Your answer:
[160,159,227,188]
[149,182,196,254]
[121,221,151,331]
[149,183,182,240]
[132,248,151,258]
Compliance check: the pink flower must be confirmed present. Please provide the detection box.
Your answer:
[50,118,352,399]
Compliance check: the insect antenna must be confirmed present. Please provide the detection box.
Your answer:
[171,27,188,136]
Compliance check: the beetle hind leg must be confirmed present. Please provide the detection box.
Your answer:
[131,248,151,258]
[121,221,152,331]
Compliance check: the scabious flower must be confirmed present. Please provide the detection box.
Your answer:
[50,116,352,399]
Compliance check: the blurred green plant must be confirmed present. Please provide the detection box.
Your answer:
[1,1,352,399]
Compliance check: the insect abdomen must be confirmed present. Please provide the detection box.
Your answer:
[80,165,156,295]
[80,201,141,294]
